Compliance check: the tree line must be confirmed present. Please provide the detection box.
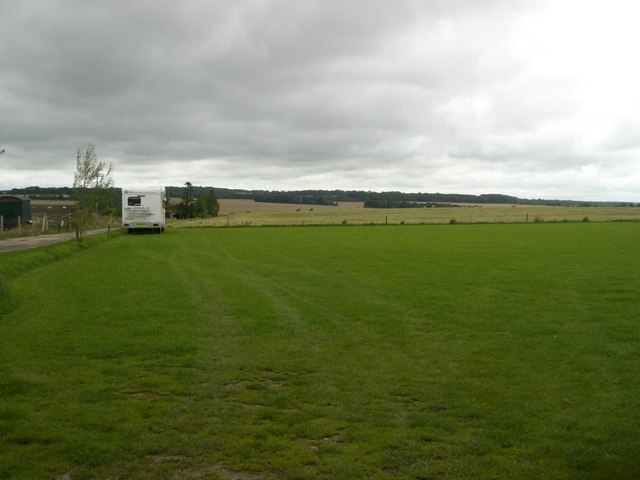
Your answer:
[166,188,639,208]
[7,185,638,209]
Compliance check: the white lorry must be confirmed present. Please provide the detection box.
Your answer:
[122,187,166,233]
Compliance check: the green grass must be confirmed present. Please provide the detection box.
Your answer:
[1,224,639,479]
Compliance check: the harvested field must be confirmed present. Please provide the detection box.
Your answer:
[173,203,640,227]
[217,199,364,214]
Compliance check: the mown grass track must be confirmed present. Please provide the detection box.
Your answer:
[1,223,639,479]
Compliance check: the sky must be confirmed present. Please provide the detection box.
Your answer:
[1,0,639,201]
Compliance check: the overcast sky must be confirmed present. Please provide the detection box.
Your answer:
[1,0,639,200]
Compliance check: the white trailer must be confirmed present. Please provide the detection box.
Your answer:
[122,187,166,233]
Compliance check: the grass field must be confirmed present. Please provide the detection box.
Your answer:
[1,223,639,479]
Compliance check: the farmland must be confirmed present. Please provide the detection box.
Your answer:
[181,200,640,227]
[1,223,639,479]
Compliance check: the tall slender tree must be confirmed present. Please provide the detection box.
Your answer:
[72,144,114,239]
[182,181,196,218]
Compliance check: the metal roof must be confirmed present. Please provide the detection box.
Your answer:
[0,195,30,202]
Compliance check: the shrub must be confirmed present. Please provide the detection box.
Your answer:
[449,218,457,225]
[582,216,590,222]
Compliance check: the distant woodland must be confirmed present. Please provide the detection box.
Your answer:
[3,185,638,208]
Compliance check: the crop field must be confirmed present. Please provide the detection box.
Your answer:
[179,202,640,227]
[217,199,365,214]
[1,223,639,479]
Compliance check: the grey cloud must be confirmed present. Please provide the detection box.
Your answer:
[1,0,638,200]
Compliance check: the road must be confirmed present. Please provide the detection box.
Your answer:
[0,228,117,254]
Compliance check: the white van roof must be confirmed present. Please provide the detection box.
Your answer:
[122,187,165,194]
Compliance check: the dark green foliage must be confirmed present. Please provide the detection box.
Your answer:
[161,187,639,207]
[3,186,74,198]
[171,182,196,219]
[194,190,220,218]
[205,189,220,217]
[173,183,219,219]
[11,186,638,208]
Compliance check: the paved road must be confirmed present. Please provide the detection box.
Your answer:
[0,228,117,254]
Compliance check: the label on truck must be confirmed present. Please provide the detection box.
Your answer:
[123,207,152,220]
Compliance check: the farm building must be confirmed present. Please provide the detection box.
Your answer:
[30,199,76,219]
[0,195,31,229]
[30,199,76,231]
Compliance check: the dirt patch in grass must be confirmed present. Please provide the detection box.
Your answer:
[149,456,264,480]
[148,456,264,480]
[208,463,264,480]
[54,472,74,480]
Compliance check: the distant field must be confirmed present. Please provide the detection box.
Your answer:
[218,199,364,214]
[1,223,639,479]
[177,201,640,227]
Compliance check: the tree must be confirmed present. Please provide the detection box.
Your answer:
[181,181,196,218]
[72,144,114,239]
[193,189,220,218]
[195,192,207,218]
[206,189,220,217]
[173,183,219,219]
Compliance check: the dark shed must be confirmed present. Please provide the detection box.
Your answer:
[0,195,31,228]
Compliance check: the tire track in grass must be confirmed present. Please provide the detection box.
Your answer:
[156,232,384,478]
[165,230,451,478]
[148,236,286,478]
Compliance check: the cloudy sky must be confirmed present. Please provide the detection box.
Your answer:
[1,0,639,200]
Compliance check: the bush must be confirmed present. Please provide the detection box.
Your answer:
[449,218,457,225]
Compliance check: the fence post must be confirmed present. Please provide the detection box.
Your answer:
[18,216,21,228]
[1,215,3,231]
